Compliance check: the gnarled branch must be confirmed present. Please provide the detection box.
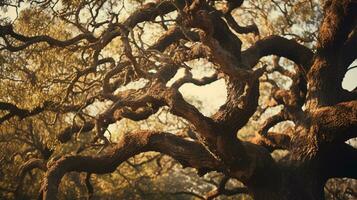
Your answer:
[41,131,221,200]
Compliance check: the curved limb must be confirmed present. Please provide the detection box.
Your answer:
[41,131,221,200]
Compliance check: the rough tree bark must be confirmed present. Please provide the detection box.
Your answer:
[1,0,357,199]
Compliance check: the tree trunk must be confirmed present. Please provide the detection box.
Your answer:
[249,159,326,200]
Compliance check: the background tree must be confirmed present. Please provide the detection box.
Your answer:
[0,0,356,199]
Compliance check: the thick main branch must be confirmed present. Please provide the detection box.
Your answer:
[42,131,221,200]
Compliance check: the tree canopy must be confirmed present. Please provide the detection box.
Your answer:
[0,0,357,199]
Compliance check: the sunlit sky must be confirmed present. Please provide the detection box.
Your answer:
[343,60,357,91]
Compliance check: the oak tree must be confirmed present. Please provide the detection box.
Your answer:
[0,0,357,199]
